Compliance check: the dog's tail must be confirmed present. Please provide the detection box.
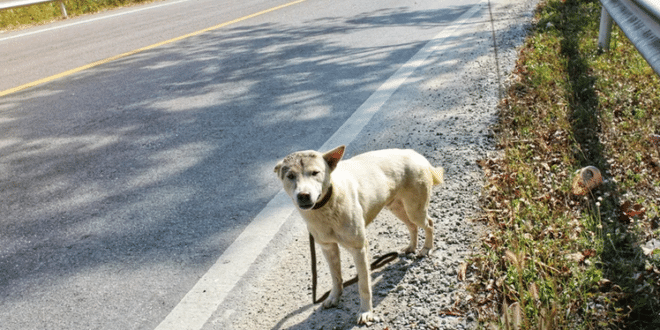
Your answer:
[430,166,444,186]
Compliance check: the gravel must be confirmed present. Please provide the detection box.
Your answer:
[210,0,538,328]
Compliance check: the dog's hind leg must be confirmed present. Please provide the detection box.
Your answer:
[320,242,343,308]
[420,217,434,256]
[402,195,434,256]
[407,209,434,256]
[387,199,418,254]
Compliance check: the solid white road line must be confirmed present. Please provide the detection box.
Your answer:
[154,2,486,329]
[154,191,295,330]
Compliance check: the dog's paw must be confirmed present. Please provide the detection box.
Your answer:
[418,247,432,257]
[401,246,416,255]
[356,311,379,325]
[322,294,341,309]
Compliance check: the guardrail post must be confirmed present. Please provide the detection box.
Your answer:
[598,6,613,50]
[59,0,67,18]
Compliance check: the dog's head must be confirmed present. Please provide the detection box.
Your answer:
[274,145,345,210]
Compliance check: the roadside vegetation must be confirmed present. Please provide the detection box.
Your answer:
[0,0,156,30]
[467,0,660,328]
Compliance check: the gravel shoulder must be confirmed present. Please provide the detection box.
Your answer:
[210,0,538,328]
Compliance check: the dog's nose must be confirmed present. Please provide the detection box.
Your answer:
[297,192,312,207]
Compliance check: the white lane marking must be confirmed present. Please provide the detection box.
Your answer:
[154,2,486,329]
[155,191,296,330]
[0,0,192,42]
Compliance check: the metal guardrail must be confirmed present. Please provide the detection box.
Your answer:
[0,0,68,18]
[599,0,660,75]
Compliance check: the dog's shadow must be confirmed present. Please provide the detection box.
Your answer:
[271,257,415,330]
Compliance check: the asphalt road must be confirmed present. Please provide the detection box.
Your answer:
[0,0,484,328]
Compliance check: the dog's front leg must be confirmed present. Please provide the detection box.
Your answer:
[319,242,343,308]
[348,246,375,325]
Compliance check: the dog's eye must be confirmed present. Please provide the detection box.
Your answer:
[287,173,296,180]
[311,171,320,176]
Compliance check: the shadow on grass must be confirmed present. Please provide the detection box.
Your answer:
[0,2,500,328]
[555,0,660,328]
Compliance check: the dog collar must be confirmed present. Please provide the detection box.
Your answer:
[312,184,333,210]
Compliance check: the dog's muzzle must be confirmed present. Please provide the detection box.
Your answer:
[296,192,314,209]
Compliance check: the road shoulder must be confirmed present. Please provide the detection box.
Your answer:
[209,0,538,328]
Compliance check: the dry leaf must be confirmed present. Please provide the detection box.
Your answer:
[625,204,645,217]
[649,134,660,147]
[641,246,656,256]
[438,309,464,317]
[457,262,468,281]
[582,249,596,258]
[620,201,646,222]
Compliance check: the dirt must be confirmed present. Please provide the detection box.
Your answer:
[209,0,538,328]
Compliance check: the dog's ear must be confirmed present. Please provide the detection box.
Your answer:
[274,161,283,175]
[322,145,345,171]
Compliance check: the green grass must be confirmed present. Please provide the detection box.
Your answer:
[469,0,660,328]
[0,0,157,30]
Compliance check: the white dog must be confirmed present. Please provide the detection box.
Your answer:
[274,145,443,324]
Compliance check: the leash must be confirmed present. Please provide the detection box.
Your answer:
[309,233,399,304]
